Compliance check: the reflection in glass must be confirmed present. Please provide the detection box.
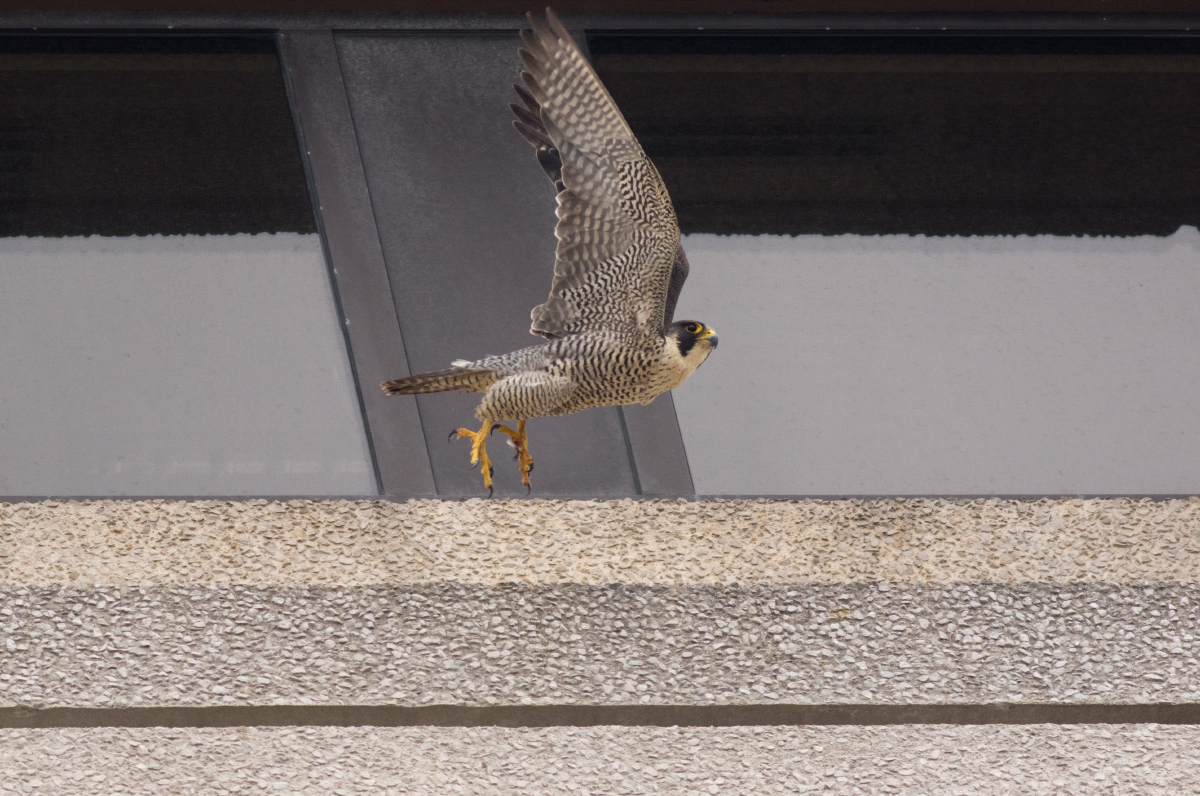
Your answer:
[593,38,1200,237]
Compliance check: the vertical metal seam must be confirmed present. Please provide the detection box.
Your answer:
[330,30,441,496]
[615,407,643,496]
[277,29,384,496]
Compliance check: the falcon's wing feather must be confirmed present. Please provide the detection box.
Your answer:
[662,244,690,329]
[514,9,683,340]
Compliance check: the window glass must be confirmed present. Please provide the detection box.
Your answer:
[593,35,1200,495]
[0,36,374,496]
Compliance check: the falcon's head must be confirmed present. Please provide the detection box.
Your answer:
[666,320,719,373]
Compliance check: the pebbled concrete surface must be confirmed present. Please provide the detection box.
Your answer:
[2,497,1200,585]
[1,724,1199,795]
[2,583,1196,708]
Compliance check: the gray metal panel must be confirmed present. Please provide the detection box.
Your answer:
[621,398,694,496]
[279,29,435,498]
[333,32,639,497]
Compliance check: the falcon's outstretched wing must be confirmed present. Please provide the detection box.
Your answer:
[512,9,684,340]
[512,80,691,334]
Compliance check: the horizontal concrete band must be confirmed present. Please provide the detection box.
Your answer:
[5,703,1200,729]
[3,725,1199,796]
[3,497,1199,585]
[3,583,1196,708]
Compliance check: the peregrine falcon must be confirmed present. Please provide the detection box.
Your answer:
[381,8,718,495]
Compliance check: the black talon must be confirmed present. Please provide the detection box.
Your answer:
[486,485,494,498]
[449,429,461,443]
[525,483,531,496]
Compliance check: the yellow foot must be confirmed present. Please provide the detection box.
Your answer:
[452,420,494,496]
[495,419,534,494]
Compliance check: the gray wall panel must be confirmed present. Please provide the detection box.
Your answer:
[675,230,1200,495]
[0,235,374,496]
[279,29,435,498]
[334,33,639,497]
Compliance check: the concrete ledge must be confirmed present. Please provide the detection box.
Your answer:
[2,584,1196,708]
[2,725,1199,795]
[2,497,1199,585]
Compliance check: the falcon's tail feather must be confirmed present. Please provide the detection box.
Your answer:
[381,367,494,396]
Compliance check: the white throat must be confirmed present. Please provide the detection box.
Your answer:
[666,335,713,383]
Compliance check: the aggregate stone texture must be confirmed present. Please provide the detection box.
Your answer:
[1,583,1196,708]
[1,724,1198,795]
[2,497,1199,586]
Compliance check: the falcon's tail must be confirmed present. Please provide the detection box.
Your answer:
[381,366,494,396]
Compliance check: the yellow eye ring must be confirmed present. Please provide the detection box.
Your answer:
[685,323,702,335]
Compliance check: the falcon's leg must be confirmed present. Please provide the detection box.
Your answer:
[454,420,495,496]
[495,420,533,493]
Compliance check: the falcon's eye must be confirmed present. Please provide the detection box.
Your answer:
[685,323,702,335]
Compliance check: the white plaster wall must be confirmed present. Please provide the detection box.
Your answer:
[0,234,375,496]
[673,228,1200,495]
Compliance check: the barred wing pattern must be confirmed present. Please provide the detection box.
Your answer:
[511,84,691,334]
[515,9,681,341]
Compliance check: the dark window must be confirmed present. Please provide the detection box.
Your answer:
[590,34,1200,237]
[0,35,315,237]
